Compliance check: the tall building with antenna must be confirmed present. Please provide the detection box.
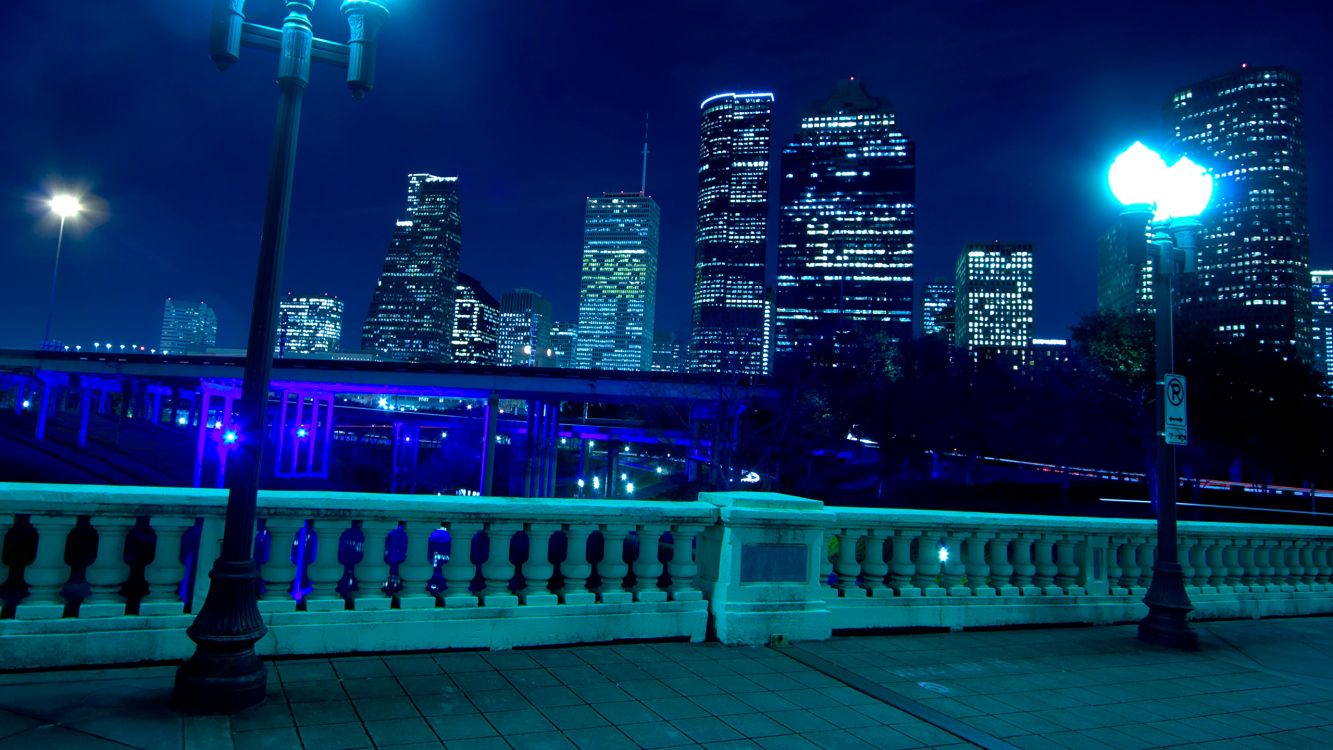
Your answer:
[689,92,774,375]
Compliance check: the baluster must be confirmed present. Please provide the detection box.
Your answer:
[914,533,946,596]
[81,516,135,618]
[190,517,225,614]
[1107,538,1126,595]
[1011,534,1039,596]
[305,519,348,612]
[398,520,438,609]
[521,523,560,606]
[1032,536,1060,595]
[1136,541,1155,591]
[1204,540,1226,593]
[442,521,481,608]
[1054,536,1085,596]
[1315,541,1332,590]
[15,516,76,619]
[889,530,921,597]
[1179,537,1198,595]
[861,530,891,597]
[940,536,967,596]
[819,529,835,595]
[963,533,995,596]
[353,519,395,611]
[1238,541,1260,590]
[631,524,668,603]
[666,524,703,602]
[1220,539,1241,593]
[988,535,1017,596]
[835,529,867,597]
[479,523,520,607]
[1189,539,1209,593]
[1276,541,1296,592]
[559,525,596,605]
[258,517,303,612]
[140,517,193,616]
[596,524,633,604]
[1258,542,1278,591]
[1297,541,1316,590]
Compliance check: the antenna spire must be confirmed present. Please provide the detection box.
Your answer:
[640,113,650,196]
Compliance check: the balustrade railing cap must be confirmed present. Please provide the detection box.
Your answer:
[700,491,825,512]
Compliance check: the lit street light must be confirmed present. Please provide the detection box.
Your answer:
[1108,141,1214,650]
[174,0,390,714]
[41,193,83,350]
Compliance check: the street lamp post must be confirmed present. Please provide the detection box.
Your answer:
[173,0,389,713]
[42,194,83,350]
[1108,142,1213,650]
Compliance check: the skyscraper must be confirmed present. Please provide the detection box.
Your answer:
[921,279,956,339]
[955,242,1034,364]
[498,289,553,367]
[652,330,684,373]
[1313,270,1333,384]
[159,299,217,354]
[1167,66,1311,361]
[690,92,774,375]
[361,174,462,362]
[777,79,915,364]
[452,272,500,366]
[576,192,660,371]
[278,293,342,355]
[549,321,578,370]
[1096,210,1155,316]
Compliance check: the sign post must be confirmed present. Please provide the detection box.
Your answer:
[1163,373,1187,446]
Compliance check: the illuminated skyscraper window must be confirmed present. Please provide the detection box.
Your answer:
[1168,66,1310,361]
[452,272,500,366]
[690,92,773,375]
[576,193,660,372]
[955,242,1034,365]
[361,174,462,362]
[652,330,684,373]
[777,79,915,364]
[498,289,553,367]
[278,293,342,355]
[159,298,217,354]
[549,320,578,370]
[1096,211,1155,317]
[921,279,955,339]
[1313,270,1333,385]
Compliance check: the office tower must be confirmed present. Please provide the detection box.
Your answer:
[955,242,1034,364]
[777,78,915,364]
[498,289,553,367]
[159,299,218,354]
[1168,66,1310,360]
[549,321,578,369]
[1314,270,1333,383]
[1096,210,1155,316]
[576,192,660,371]
[921,279,956,339]
[1031,338,1071,368]
[690,92,774,375]
[452,272,500,366]
[277,293,342,355]
[652,330,684,373]
[361,174,462,362]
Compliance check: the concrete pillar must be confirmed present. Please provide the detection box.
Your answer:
[545,402,559,497]
[193,390,212,488]
[77,385,92,449]
[606,443,620,499]
[480,391,498,496]
[577,438,589,497]
[523,399,539,498]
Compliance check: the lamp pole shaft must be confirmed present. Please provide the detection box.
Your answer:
[174,3,312,712]
[42,217,66,350]
[1138,235,1198,650]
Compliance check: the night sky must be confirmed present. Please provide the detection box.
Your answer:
[2,1,1329,351]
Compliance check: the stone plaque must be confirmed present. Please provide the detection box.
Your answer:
[740,544,808,583]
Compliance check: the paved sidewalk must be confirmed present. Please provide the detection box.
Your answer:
[0,617,1330,749]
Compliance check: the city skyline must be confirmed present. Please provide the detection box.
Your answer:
[2,3,1330,353]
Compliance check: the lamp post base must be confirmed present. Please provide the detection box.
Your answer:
[1137,561,1198,651]
[172,558,269,713]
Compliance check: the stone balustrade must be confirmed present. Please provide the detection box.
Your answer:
[1,484,1330,667]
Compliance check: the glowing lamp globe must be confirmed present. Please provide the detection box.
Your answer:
[49,194,82,219]
[1153,156,1213,221]
[1108,142,1167,208]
